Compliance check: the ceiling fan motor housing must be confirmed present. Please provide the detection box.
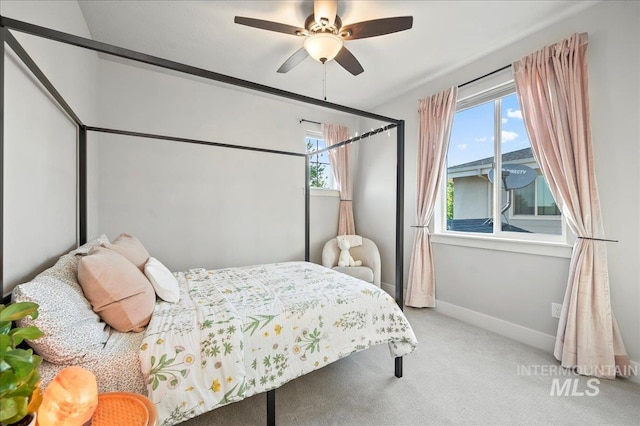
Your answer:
[304,14,343,36]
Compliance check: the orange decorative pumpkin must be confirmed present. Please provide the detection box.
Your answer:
[37,366,98,426]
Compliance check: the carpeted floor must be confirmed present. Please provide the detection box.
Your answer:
[181,308,640,425]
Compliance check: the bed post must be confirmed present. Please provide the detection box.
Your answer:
[79,126,87,245]
[267,389,276,426]
[394,119,405,378]
[395,119,405,309]
[305,156,310,262]
[0,27,5,288]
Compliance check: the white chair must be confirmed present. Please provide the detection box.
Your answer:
[321,237,381,287]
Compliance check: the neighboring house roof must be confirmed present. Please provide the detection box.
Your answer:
[447,218,530,233]
[448,147,533,171]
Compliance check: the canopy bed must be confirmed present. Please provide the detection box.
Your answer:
[0,15,413,426]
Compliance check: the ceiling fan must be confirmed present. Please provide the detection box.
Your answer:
[234,0,413,76]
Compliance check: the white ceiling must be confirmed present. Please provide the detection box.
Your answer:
[77,0,596,110]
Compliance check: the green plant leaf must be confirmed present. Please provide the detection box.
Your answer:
[0,302,39,322]
[0,397,19,422]
[0,334,11,351]
[0,303,42,425]
[0,396,28,424]
[10,384,36,398]
[25,365,41,386]
[10,326,44,346]
[0,370,18,396]
[3,350,37,378]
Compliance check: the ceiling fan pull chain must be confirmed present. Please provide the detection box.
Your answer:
[323,62,327,101]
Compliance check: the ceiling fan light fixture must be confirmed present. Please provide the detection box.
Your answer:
[304,33,343,63]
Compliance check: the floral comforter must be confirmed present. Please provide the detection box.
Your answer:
[139,261,418,425]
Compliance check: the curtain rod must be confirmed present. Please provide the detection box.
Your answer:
[300,119,321,125]
[458,64,512,88]
[312,123,397,156]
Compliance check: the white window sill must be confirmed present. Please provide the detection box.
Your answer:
[431,232,573,258]
[509,215,562,221]
[310,188,340,197]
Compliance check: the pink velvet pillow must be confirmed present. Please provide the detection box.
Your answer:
[78,246,156,332]
[103,233,150,271]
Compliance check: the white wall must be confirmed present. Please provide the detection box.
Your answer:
[355,1,640,363]
[352,129,398,286]
[2,1,99,294]
[92,59,357,271]
[309,190,341,265]
[1,1,353,291]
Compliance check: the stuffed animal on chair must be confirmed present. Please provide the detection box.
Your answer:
[337,238,362,267]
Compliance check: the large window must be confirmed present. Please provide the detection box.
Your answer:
[305,134,334,189]
[443,83,563,238]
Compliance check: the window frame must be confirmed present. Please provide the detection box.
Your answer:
[305,131,336,191]
[433,79,572,255]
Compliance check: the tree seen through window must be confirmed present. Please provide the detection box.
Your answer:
[306,136,333,189]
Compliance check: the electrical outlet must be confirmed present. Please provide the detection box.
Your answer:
[551,303,563,319]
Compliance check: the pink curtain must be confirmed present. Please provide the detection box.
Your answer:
[406,87,458,308]
[513,33,629,378]
[323,124,355,235]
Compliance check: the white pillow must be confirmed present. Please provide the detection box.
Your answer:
[143,257,180,303]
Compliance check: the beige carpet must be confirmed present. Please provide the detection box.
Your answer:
[181,308,640,425]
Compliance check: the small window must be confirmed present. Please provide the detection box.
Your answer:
[513,176,560,217]
[514,180,535,215]
[305,134,334,189]
[442,83,565,240]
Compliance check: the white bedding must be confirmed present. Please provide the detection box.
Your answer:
[38,330,146,395]
[139,261,418,425]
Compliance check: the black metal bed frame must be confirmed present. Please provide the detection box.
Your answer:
[0,15,405,426]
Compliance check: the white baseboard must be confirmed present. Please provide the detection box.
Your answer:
[433,300,639,385]
[381,281,394,296]
[434,300,556,354]
[629,361,640,385]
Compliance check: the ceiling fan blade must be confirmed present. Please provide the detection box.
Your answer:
[334,46,364,76]
[314,0,338,27]
[277,47,310,73]
[234,16,307,36]
[340,16,413,40]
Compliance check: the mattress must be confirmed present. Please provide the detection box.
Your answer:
[139,261,417,425]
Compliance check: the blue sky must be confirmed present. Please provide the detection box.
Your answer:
[447,93,531,167]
